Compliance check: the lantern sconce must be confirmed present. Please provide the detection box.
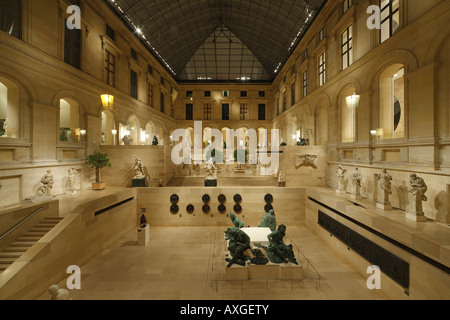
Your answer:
[346,93,360,109]
[101,94,114,109]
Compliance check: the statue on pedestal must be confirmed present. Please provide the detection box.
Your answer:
[350,167,362,198]
[132,155,146,187]
[204,158,218,187]
[267,224,298,265]
[258,209,277,232]
[140,214,148,228]
[336,165,347,194]
[67,167,78,193]
[37,170,55,197]
[375,168,392,209]
[407,173,428,221]
[152,136,159,146]
[225,228,251,268]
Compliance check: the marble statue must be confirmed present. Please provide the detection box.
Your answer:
[407,173,428,221]
[230,212,244,228]
[267,224,298,265]
[375,168,392,209]
[336,165,347,194]
[132,155,146,180]
[350,167,362,198]
[205,158,218,181]
[122,135,133,145]
[48,285,70,300]
[67,167,78,193]
[38,170,55,197]
[278,170,284,182]
[258,209,277,232]
[224,228,251,268]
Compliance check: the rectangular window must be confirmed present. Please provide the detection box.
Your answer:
[186,91,193,97]
[319,27,325,42]
[222,104,230,120]
[259,91,265,98]
[241,91,247,98]
[380,0,400,43]
[258,104,266,121]
[0,0,21,39]
[106,24,115,41]
[148,64,153,74]
[303,70,308,97]
[342,0,352,14]
[204,103,212,120]
[186,104,193,120]
[291,83,296,107]
[131,48,137,60]
[160,93,165,113]
[240,104,248,120]
[204,91,211,97]
[64,20,81,69]
[283,91,287,111]
[147,83,153,107]
[304,49,308,61]
[222,91,229,98]
[130,70,138,99]
[105,50,115,87]
[318,52,326,87]
[341,25,353,70]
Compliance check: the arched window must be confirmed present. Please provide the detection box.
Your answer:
[379,64,405,140]
[145,122,155,145]
[101,110,115,145]
[341,86,357,143]
[0,77,19,139]
[59,98,80,142]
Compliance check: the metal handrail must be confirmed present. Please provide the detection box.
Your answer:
[0,207,43,241]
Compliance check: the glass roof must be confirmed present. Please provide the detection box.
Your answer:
[105,0,327,82]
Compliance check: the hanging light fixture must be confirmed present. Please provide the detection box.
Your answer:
[101,94,114,109]
[346,93,360,109]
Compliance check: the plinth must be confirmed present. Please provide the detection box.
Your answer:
[138,224,150,246]
[205,179,217,187]
[132,178,146,188]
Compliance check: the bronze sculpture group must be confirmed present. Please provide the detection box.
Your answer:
[225,209,298,268]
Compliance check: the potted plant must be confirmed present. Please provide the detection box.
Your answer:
[86,152,111,190]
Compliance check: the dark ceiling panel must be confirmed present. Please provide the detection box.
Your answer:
[105,0,326,82]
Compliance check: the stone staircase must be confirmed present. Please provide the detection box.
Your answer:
[0,216,64,272]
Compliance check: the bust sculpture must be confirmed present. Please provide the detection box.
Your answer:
[267,224,298,265]
[375,168,393,209]
[258,209,277,232]
[48,285,70,300]
[336,165,347,194]
[407,173,428,221]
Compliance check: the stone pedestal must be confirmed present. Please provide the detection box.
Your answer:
[376,190,392,210]
[278,180,286,187]
[406,196,427,222]
[205,179,217,187]
[138,224,150,246]
[132,178,146,188]
[225,262,304,281]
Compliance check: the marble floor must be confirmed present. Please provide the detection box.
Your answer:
[37,224,389,300]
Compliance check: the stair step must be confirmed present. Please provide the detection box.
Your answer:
[0,264,10,271]
[33,224,55,228]
[22,232,46,237]
[30,228,52,233]
[0,257,16,264]
[0,252,22,258]
[16,236,40,242]
[10,241,35,247]
[4,247,29,252]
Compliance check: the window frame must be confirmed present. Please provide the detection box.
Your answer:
[380,0,400,43]
[105,50,115,87]
[341,25,353,70]
[318,52,326,87]
[204,103,212,120]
